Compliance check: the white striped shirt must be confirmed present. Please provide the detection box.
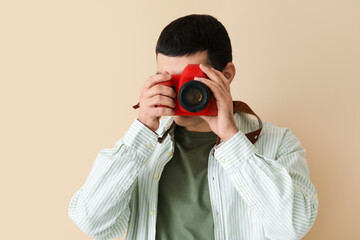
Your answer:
[68,112,318,240]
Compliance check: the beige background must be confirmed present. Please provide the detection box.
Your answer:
[1,0,359,239]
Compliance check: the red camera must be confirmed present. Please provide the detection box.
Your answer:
[158,64,218,116]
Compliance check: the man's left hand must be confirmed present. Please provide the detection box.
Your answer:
[194,64,239,142]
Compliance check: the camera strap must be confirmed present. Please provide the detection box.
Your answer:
[132,100,262,145]
[225,100,263,145]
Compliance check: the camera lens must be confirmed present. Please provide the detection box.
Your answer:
[179,81,210,112]
[186,88,203,105]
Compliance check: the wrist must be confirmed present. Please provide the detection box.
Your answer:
[220,127,239,142]
[137,116,159,133]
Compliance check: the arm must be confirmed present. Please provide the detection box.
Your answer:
[196,64,318,239]
[68,120,158,240]
[68,72,175,240]
[214,128,319,240]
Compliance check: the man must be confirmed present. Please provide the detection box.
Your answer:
[68,14,318,240]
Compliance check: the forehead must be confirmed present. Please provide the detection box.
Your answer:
[156,51,209,75]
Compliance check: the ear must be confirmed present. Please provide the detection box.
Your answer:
[222,62,236,83]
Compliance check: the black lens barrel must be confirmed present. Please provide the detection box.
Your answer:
[178,81,210,112]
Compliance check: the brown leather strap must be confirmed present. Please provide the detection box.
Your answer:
[132,101,262,145]
[132,102,140,109]
[230,100,262,144]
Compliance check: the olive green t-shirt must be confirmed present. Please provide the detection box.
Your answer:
[155,124,217,240]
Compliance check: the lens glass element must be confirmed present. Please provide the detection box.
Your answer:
[185,87,203,105]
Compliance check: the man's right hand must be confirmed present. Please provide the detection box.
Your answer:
[137,72,176,132]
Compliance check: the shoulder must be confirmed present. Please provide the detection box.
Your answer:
[235,112,304,158]
[235,112,297,139]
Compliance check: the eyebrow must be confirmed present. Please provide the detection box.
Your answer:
[156,72,161,74]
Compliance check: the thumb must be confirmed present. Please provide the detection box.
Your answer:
[199,115,212,123]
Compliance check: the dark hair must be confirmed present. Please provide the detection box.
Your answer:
[155,14,232,71]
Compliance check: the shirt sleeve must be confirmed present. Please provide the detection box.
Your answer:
[68,119,158,240]
[214,128,319,240]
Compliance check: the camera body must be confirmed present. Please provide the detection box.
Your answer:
[158,64,218,116]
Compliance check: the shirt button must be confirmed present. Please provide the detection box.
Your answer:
[220,159,226,164]
[146,144,152,149]
[151,210,155,216]
[238,185,243,190]
[167,151,173,156]
[154,173,159,180]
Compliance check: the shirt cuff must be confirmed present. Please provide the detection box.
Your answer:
[122,119,159,157]
[214,130,257,174]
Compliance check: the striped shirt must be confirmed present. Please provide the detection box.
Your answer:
[68,112,319,240]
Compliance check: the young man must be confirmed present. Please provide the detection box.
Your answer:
[68,14,318,240]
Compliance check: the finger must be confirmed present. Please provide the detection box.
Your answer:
[145,84,176,99]
[199,64,228,92]
[194,77,222,93]
[154,107,175,117]
[143,72,171,89]
[206,66,231,92]
[194,77,226,101]
[199,64,223,84]
[149,95,176,108]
